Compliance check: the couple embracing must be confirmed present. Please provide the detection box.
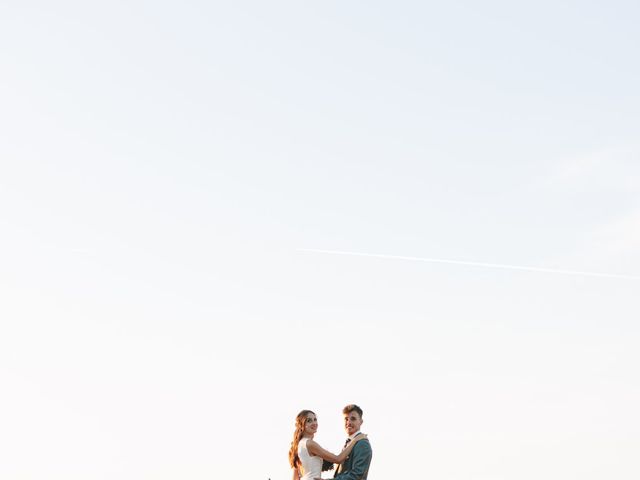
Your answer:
[289,404,373,480]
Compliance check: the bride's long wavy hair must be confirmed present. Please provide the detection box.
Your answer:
[288,410,314,469]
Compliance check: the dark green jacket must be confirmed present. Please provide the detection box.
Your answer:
[334,438,372,480]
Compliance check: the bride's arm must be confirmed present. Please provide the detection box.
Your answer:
[292,467,301,480]
[306,435,367,464]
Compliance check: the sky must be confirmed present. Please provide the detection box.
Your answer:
[1,1,639,479]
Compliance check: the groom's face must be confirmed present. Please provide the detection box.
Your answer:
[343,410,363,436]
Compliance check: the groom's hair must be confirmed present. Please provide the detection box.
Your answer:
[343,404,363,418]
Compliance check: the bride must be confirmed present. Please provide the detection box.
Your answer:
[288,409,367,480]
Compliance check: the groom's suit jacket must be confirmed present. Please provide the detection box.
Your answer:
[333,436,372,480]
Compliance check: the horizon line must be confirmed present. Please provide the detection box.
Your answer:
[297,248,640,281]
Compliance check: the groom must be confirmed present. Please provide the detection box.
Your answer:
[318,404,372,480]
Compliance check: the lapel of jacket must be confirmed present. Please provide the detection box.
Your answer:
[335,433,362,477]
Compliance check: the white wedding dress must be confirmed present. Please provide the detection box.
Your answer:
[298,437,323,480]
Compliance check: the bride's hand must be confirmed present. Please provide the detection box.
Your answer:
[353,433,368,443]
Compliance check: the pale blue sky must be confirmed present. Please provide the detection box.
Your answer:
[1,1,639,479]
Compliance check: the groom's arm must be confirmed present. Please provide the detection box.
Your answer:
[333,441,372,480]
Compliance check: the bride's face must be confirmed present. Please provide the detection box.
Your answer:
[304,413,318,436]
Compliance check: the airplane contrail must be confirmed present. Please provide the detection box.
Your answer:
[297,248,640,281]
